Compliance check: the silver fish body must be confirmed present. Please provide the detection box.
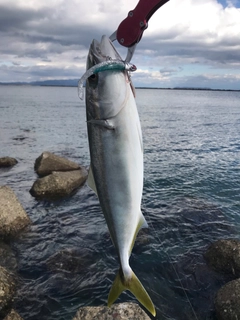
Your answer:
[85,35,155,317]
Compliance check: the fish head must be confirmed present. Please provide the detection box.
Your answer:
[87,35,122,70]
[86,35,131,120]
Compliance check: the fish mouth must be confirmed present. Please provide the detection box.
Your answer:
[87,35,122,69]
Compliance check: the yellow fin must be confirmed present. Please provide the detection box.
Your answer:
[108,269,156,317]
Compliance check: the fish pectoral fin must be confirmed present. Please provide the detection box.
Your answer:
[136,119,143,153]
[87,165,98,196]
[87,119,115,130]
[108,269,156,317]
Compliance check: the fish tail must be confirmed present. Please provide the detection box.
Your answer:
[108,268,156,317]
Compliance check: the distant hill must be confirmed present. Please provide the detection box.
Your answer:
[0,79,79,87]
[0,80,239,92]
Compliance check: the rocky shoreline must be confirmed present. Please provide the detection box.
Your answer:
[204,239,240,319]
[0,153,152,319]
[0,183,30,319]
[1,153,240,319]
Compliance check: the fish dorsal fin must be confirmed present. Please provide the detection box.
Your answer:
[139,212,148,230]
[87,165,98,196]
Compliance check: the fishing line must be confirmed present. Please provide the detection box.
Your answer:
[141,196,199,320]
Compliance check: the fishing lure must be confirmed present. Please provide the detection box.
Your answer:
[78,59,136,100]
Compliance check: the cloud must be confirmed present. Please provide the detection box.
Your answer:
[0,62,83,82]
[131,69,240,90]
[173,73,240,90]
[0,0,239,89]
[159,67,183,75]
[138,0,240,60]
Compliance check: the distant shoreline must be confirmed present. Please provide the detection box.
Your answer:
[0,83,239,92]
[137,87,240,92]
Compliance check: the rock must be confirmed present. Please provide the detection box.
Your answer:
[34,152,80,177]
[72,302,151,320]
[3,309,23,320]
[0,266,16,318]
[0,157,18,168]
[0,186,31,240]
[0,242,18,273]
[46,248,93,273]
[29,169,88,200]
[136,229,149,246]
[204,239,240,277]
[215,279,240,320]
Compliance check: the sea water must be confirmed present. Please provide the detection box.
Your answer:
[0,85,240,320]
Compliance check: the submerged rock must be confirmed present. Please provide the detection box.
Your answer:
[0,157,18,168]
[204,239,240,277]
[0,186,31,240]
[29,169,88,200]
[72,302,151,320]
[0,242,18,273]
[46,248,93,273]
[3,309,23,320]
[215,279,240,320]
[34,151,80,177]
[0,266,16,318]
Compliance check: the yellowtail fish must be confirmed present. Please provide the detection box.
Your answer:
[82,35,155,317]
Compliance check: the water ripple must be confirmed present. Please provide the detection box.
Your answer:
[1,87,240,319]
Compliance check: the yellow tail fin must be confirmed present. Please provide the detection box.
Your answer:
[108,269,156,317]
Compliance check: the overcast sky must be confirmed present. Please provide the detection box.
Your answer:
[0,0,239,89]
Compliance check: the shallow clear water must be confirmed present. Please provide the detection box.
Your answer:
[1,85,240,319]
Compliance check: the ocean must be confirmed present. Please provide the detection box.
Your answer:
[0,85,240,320]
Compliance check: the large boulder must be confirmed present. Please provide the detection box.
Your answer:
[215,279,240,320]
[0,186,31,240]
[0,157,18,168]
[30,169,88,200]
[3,309,23,320]
[0,266,16,318]
[34,152,80,177]
[72,302,151,320]
[204,239,240,277]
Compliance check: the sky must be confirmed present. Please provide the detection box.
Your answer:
[0,0,240,89]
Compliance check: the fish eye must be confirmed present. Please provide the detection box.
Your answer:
[87,72,98,88]
[90,74,97,80]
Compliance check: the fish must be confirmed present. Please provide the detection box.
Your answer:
[85,35,156,317]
